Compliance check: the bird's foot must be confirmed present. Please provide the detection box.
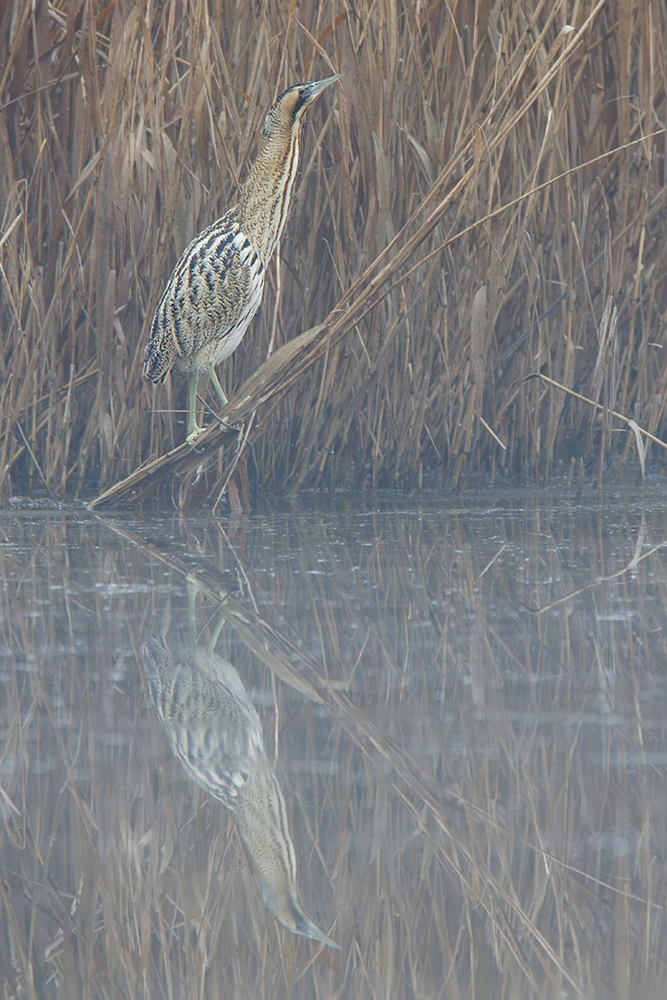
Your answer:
[216,415,245,445]
[186,419,243,448]
[232,419,245,451]
[186,424,206,447]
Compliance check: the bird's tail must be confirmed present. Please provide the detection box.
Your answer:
[142,337,173,384]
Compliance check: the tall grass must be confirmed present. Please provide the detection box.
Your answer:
[1,495,667,996]
[1,0,666,501]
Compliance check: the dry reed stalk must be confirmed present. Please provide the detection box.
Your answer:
[1,1,667,503]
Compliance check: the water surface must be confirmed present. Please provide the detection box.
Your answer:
[1,485,667,999]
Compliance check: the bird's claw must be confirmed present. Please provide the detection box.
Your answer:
[186,425,206,447]
[232,420,246,452]
[186,419,242,448]
[217,416,245,449]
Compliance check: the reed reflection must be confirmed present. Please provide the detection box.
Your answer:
[143,624,338,950]
[5,496,667,998]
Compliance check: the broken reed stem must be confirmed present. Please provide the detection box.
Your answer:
[524,373,667,452]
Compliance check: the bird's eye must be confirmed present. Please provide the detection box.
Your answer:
[294,88,309,114]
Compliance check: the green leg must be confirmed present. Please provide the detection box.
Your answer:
[186,369,204,445]
[205,363,233,429]
[206,606,227,657]
[205,363,228,408]
[188,578,227,654]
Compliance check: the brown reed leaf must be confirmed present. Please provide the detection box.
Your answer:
[471,285,488,416]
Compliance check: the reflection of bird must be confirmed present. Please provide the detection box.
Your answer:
[144,636,338,948]
[142,76,340,444]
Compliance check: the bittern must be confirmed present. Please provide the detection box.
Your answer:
[142,75,340,444]
[144,636,338,949]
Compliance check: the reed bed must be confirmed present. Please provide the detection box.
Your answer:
[1,492,667,997]
[1,1,666,503]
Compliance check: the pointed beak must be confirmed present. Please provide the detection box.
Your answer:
[304,74,342,102]
[295,916,341,950]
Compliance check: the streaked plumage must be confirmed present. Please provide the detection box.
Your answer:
[142,76,340,444]
[144,636,338,948]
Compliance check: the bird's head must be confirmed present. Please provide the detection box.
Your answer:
[262,75,341,139]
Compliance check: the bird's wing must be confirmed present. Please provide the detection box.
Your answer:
[143,214,264,379]
[144,638,266,809]
[170,717,264,809]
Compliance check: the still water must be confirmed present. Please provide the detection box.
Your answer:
[1,486,667,999]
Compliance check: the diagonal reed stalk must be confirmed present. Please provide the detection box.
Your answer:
[1,0,667,503]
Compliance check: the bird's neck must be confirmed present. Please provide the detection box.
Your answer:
[237,130,302,263]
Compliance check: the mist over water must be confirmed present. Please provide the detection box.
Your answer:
[2,485,667,998]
